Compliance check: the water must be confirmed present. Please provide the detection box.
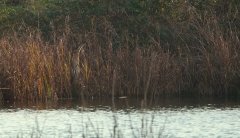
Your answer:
[0,98,240,138]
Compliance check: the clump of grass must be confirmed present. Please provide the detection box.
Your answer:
[0,3,239,101]
[0,31,72,101]
[0,30,182,100]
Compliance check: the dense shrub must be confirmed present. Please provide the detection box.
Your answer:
[1,0,239,45]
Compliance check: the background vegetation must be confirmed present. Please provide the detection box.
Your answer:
[0,0,240,100]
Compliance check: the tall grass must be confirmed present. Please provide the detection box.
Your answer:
[0,31,72,100]
[0,4,239,101]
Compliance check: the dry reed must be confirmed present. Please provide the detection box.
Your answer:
[0,5,239,101]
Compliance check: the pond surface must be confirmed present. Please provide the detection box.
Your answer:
[0,97,240,138]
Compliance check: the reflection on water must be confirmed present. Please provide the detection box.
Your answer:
[0,97,240,137]
[1,97,240,110]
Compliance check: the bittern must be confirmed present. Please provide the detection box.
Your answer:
[71,44,85,82]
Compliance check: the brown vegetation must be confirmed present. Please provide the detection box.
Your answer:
[0,5,240,101]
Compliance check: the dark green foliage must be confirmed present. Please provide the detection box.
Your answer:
[1,0,239,47]
[1,0,27,6]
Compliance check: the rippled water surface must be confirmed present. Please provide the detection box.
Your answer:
[1,98,240,138]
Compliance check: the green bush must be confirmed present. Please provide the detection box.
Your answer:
[0,0,239,47]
